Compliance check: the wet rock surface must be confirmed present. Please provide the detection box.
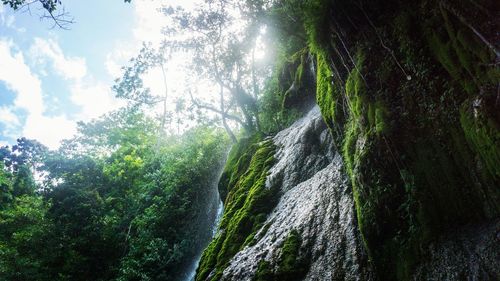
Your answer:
[212,106,499,281]
[221,107,373,280]
[413,220,500,281]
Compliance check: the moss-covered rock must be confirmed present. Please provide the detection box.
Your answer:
[275,230,308,280]
[196,138,278,281]
[202,1,499,280]
[252,229,308,281]
[218,134,263,202]
[282,52,316,110]
[303,0,499,280]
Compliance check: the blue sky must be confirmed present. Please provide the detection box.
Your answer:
[0,0,183,148]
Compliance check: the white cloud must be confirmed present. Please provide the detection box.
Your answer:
[105,0,200,77]
[103,1,166,79]
[132,0,201,43]
[29,37,87,81]
[3,1,204,147]
[22,114,77,149]
[0,6,26,32]
[132,1,168,44]
[0,106,21,141]
[105,47,133,78]
[0,106,20,126]
[70,82,124,120]
[0,39,44,116]
[0,38,76,149]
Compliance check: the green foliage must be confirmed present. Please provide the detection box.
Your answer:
[48,187,119,281]
[258,76,286,134]
[0,163,12,207]
[113,43,165,106]
[196,139,277,281]
[59,108,158,157]
[0,196,55,281]
[1,2,498,281]
[2,0,61,12]
[0,110,229,281]
[117,127,229,281]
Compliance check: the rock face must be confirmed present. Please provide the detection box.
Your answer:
[197,1,499,279]
[209,106,499,281]
[412,220,499,280]
[221,107,374,280]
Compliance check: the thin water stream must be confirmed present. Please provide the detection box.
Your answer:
[184,199,223,281]
[180,147,228,281]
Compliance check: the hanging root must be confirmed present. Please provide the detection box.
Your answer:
[354,1,412,81]
[439,0,500,58]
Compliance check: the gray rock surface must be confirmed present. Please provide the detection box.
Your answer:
[221,107,373,280]
[214,106,499,281]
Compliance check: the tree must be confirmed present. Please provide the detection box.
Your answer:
[0,138,47,173]
[0,163,13,208]
[58,108,158,157]
[0,138,48,196]
[112,44,172,133]
[2,0,74,28]
[1,0,132,29]
[163,0,265,134]
[113,0,277,141]
[0,195,55,281]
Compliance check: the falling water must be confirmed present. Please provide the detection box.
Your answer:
[183,199,223,281]
[181,150,227,281]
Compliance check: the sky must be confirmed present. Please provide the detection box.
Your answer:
[0,0,199,149]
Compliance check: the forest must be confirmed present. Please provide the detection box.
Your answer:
[0,0,498,281]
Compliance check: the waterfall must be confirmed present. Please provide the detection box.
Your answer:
[181,150,227,281]
[183,199,223,281]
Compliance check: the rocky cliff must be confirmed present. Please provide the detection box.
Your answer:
[196,0,499,280]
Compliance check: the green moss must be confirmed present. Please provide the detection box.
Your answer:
[302,0,332,54]
[427,32,461,80]
[315,53,338,130]
[460,103,500,180]
[426,5,499,95]
[218,134,263,202]
[307,2,499,280]
[293,50,307,88]
[208,1,500,281]
[196,139,277,281]
[253,260,273,281]
[374,102,389,134]
[345,55,367,119]
[281,48,315,114]
[251,229,308,281]
[275,230,308,280]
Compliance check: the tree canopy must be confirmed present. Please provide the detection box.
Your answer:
[0,1,316,280]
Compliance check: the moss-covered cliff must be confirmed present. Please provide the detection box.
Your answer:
[307,0,499,279]
[197,0,499,280]
[196,136,279,281]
